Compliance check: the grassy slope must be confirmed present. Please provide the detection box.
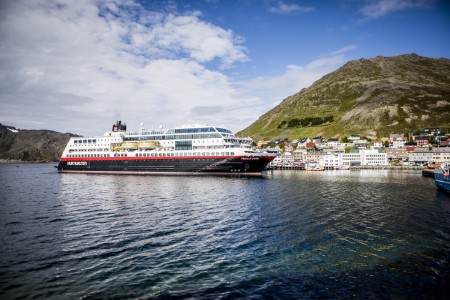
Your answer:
[238,54,450,141]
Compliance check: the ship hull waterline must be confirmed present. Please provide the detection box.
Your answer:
[57,155,274,176]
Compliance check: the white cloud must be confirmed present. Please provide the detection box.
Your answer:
[332,44,358,55]
[268,1,314,14]
[241,49,354,113]
[360,0,436,20]
[0,0,354,136]
[0,0,251,134]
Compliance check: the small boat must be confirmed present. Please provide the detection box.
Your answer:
[335,165,350,170]
[138,141,158,149]
[305,164,324,171]
[121,142,138,149]
[434,163,450,193]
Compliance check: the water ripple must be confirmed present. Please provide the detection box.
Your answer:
[0,165,449,299]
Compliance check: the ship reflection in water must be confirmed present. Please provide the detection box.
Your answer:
[0,164,449,299]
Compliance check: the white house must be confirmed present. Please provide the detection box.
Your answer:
[348,135,360,141]
[390,134,407,148]
[372,141,383,149]
[319,154,341,168]
[326,138,340,148]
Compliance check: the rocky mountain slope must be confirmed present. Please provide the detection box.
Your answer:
[239,54,450,140]
[0,123,77,162]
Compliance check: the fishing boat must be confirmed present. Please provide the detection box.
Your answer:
[57,121,276,176]
[434,163,450,193]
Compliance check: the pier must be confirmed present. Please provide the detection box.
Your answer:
[268,165,424,171]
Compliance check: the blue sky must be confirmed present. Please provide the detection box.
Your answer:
[0,0,449,135]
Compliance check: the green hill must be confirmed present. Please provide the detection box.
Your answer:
[238,54,450,141]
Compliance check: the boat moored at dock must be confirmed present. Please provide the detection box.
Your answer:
[434,163,450,193]
[57,121,276,176]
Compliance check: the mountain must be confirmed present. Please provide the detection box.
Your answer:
[238,54,450,141]
[0,123,77,162]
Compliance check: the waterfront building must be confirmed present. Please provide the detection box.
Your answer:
[408,148,433,164]
[270,152,295,167]
[304,151,326,163]
[386,148,408,161]
[340,149,388,166]
[432,148,450,163]
[362,150,389,166]
[293,149,306,162]
[319,154,341,168]
[340,152,362,166]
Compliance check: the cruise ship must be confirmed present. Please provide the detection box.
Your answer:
[57,121,276,175]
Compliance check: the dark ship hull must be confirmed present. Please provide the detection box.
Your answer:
[57,155,274,176]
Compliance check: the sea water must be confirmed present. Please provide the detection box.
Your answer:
[0,163,449,299]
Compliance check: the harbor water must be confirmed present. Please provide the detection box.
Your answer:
[1,163,449,299]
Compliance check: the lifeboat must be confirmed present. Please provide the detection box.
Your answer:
[121,142,138,149]
[138,141,158,149]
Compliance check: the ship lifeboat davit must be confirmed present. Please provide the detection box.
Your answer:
[138,141,158,149]
[121,142,138,149]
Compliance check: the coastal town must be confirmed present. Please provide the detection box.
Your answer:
[260,128,450,170]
